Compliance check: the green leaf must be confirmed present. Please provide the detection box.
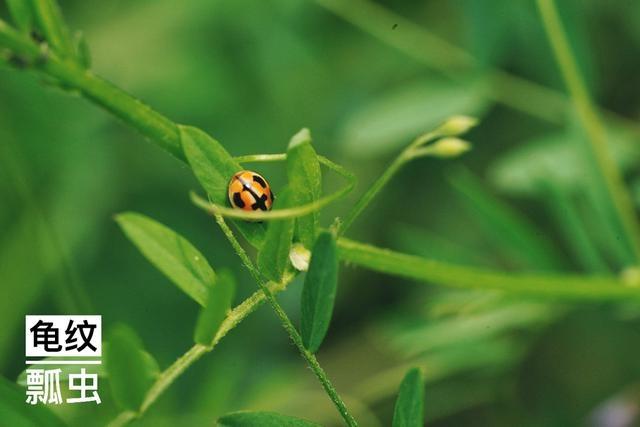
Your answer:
[194,269,236,346]
[286,128,322,249]
[341,77,489,157]
[257,187,295,282]
[115,212,214,307]
[29,0,75,57]
[300,231,338,353]
[7,0,33,33]
[74,31,91,68]
[180,125,265,248]
[104,324,160,411]
[218,411,321,427]
[448,168,560,271]
[0,376,67,427]
[392,368,425,427]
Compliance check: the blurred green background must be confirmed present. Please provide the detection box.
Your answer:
[3,0,640,425]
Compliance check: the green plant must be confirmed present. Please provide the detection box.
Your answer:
[2,0,640,425]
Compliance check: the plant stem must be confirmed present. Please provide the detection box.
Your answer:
[313,0,640,134]
[107,275,296,426]
[214,214,358,427]
[336,237,640,300]
[0,19,182,160]
[535,0,640,263]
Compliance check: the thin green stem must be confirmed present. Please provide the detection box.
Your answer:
[108,275,296,426]
[313,0,640,134]
[536,0,640,263]
[0,19,182,159]
[214,214,358,427]
[336,237,640,301]
[339,132,438,235]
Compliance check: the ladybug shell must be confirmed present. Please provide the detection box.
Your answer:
[228,170,274,212]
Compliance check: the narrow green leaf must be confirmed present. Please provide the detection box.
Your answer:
[194,269,236,346]
[0,376,67,427]
[392,368,425,427]
[29,0,75,57]
[300,231,338,353]
[449,168,560,270]
[116,212,214,306]
[74,31,91,68]
[7,0,33,33]
[104,325,160,411]
[218,411,321,427]
[180,125,265,248]
[257,187,295,282]
[286,128,322,248]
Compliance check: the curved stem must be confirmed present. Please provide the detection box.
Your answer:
[214,214,358,427]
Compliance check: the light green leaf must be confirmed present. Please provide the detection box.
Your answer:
[257,187,295,282]
[0,376,67,427]
[392,368,424,427]
[104,325,160,411]
[180,125,265,248]
[286,128,322,248]
[7,0,33,33]
[300,231,338,353]
[341,78,489,157]
[116,212,214,306]
[194,269,236,346]
[29,0,75,57]
[218,411,321,427]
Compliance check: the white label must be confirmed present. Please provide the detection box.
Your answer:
[26,316,101,357]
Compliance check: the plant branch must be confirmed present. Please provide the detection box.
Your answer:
[214,214,358,427]
[108,275,296,426]
[336,237,640,300]
[536,0,640,263]
[313,0,640,135]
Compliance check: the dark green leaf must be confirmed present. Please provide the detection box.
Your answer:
[7,0,33,33]
[0,376,67,427]
[218,411,321,427]
[194,269,236,346]
[300,231,338,353]
[392,368,425,427]
[286,128,321,249]
[180,125,265,248]
[257,187,295,282]
[104,324,160,411]
[116,212,214,306]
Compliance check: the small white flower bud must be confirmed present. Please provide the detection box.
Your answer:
[289,243,311,272]
[436,115,478,137]
[428,137,471,158]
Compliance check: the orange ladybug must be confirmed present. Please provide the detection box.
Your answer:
[227,170,274,212]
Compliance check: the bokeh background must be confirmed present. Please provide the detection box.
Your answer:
[3,0,640,425]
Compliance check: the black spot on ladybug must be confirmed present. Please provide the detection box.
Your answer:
[233,192,245,208]
[252,175,267,188]
[251,194,269,211]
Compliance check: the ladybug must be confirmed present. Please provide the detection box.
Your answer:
[228,170,274,212]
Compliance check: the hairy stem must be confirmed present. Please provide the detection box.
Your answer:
[536,0,640,263]
[108,276,296,426]
[214,214,358,426]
